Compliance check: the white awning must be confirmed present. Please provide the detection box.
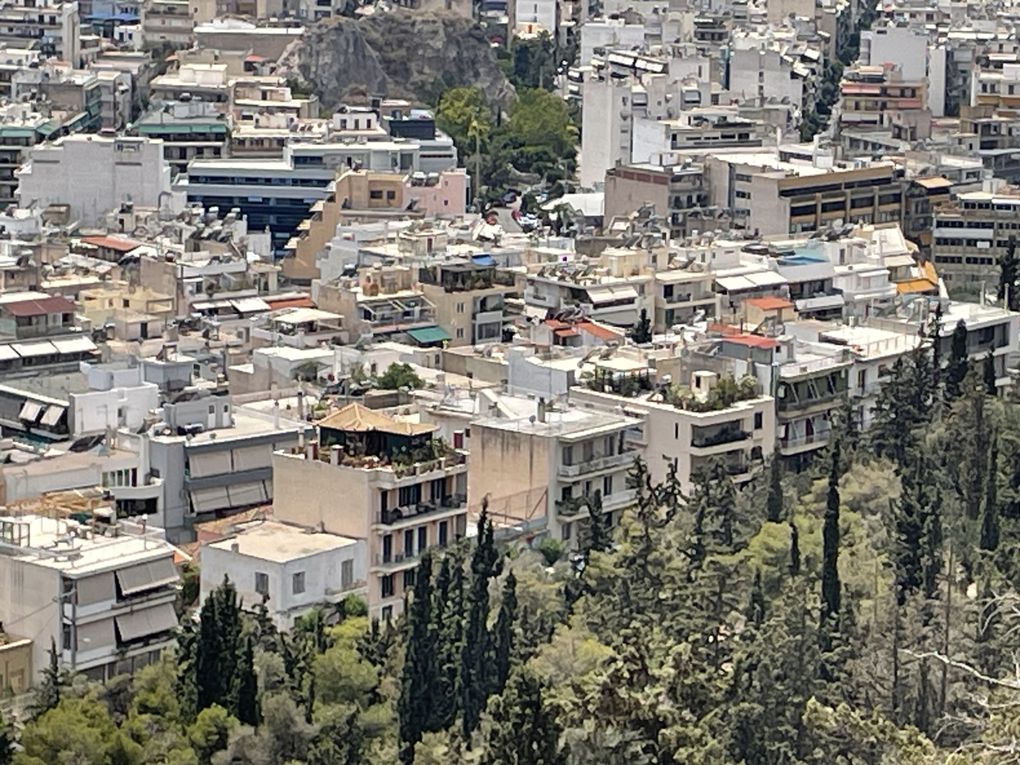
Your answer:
[115,603,179,642]
[187,450,234,479]
[74,573,115,606]
[231,445,271,472]
[796,294,846,312]
[230,297,271,314]
[50,335,98,354]
[77,618,115,650]
[19,400,42,421]
[585,287,615,304]
[40,405,65,427]
[0,345,18,361]
[115,557,178,596]
[227,481,269,507]
[523,304,548,320]
[745,272,788,288]
[12,341,56,358]
[190,486,231,514]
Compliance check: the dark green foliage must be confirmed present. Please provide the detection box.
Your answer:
[789,521,801,578]
[233,633,260,726]
[31,637,65,717]
[984,352,998,396]
[981,437,1000,552]
[629,307,653,344]
[0,709,12,765]
[821,446,842,623]
[479,669,567,765]
[377,362,424,391]
[945,320,969,400]
[398,552,434,762]
[584,489,612,556]
[766,456,784,523]
[998,235,1019,311]
[507,32,556,90]
[492,570,518,694]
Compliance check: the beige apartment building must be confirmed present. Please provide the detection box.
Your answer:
[418,259,515,347]
[272,403,468,621]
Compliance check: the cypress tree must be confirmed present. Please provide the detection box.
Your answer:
[585,490,611,555]
[998,235,1018,310]
[399,552,434,763]
[894,471,925,605]
[929,300,944,390]
[747,569,766,627]
[491,571,518,695]
[945,319,969,400]
[821,446,842,623]
[233,633,260,726]
[981,437,1000,552]
[766,457,784,523]
[196,577,242,713]
[31,637,63,716]
[984,352,998,396]
[479,669,567,765]
[789,521,801,578]
[461,507,503,738]
[431,554,465,731]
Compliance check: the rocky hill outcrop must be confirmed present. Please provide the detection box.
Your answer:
[278,12,514,108]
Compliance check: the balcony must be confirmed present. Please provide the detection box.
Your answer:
[690,427,750,451]
[473,309,504,325]
[374,493,467,527]
[372,551,419,570]
[558,450,634,478]
[778,430,831,455]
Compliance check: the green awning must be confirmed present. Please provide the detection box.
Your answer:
[407,326,451,346]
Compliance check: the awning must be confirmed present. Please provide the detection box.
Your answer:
[40,405,65,427]
[187,450,234,479]
[115,603,179,642]
[471,254,496,266]
[12,341,56,358]
[115,557,178,596]
[0,345,18,361]
[19,400,42,422]
[50,336,98,354]
[227,481,269,507]
[586,285,638,304]
[523,304,548,320]
[796,294,846,312]
[230,297,271,314]
[407,326,451,346]
[190,486,231,514]
[230,445,271,472]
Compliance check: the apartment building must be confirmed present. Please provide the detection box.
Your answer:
[631,108,765,166]
[200,518,367,630]
[838,64,931,141]
[704,150,907,236]
[653,268,718,328]
[272,403,469,620]
[418,258,515,347]
[469,397,638,550]
[571,370,776,491]
[139,0,192,47]
[0,511,179,684]
[603,162,712,239]
[132,100,229,178]
[17,135,172,227]
[318,264,437,343]
[0,0,80,65]
[932,189,1020,286]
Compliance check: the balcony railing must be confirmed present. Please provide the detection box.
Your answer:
[691,428,750,448]
[375,494,466,525]
[779,430,832,450]
[373,552,418,568]
[558,450,634,478]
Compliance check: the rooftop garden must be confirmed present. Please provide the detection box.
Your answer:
[664,374,760,412]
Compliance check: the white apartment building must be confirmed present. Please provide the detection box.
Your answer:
[271,403,469,621]
[200,519,367,630]
[512,0,556,36]
[469,397,639,549]
[571,370,776,492]
[0,512,179,684]
[0,0,80,65]
[16,135,173,227]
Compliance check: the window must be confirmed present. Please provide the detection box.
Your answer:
[675,423,680,439]
[381,574,394,599]
[754,412,763,430]
[418,527,427,551]
[561,521,573,540]
[457,302,465,313]
[255,572,269,596]
[560,485,573,502]
[603,475,613,496]
[403,569,415,589]
[439,520,449,546]
[382,605,393,621]
[562,445,573,465]
[369,190,383,200]
[341,560,354,589]
[404,529,414,556]
[456,328,464,339]
[292,572,306,595]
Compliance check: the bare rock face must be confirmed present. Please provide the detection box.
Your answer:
[278,12,514,108]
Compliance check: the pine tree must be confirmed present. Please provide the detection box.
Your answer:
[399,552,434,763]
[766,457,784,523]
[981,436,1000,552]
[821,446,842,624]
[479,669,567,765]
[491,571,518,695]
[233,633,260,726]
[789,521,801,578]
[945,319,969,400]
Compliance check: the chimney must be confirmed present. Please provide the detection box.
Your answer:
[272,400,280,429]
[230,541,240,553]
[537,397,547,423]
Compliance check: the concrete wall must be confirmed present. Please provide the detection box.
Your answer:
[468,423,551,525]
[0,557,58,685]
[68,384,160,436]
[272,453,372,540]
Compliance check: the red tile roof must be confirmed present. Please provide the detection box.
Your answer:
[577,321,622,341]
[80,235,143,253]
[746,296,794,311]
[265,296,315,310]
[724,333,780,350]
[3,295,76,317]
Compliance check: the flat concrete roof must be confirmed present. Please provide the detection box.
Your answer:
[208,520,358,563]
